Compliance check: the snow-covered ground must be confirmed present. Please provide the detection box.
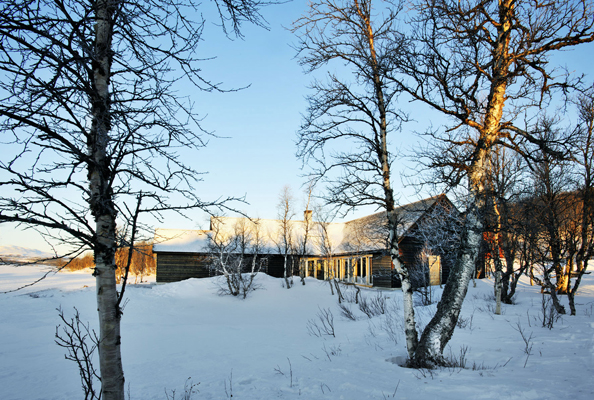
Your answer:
[1,265,593,400]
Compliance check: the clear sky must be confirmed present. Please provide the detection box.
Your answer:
[1,0,593,253]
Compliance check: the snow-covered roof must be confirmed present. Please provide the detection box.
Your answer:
[153,229,210,253]
[153,195,450,255]
[337,195,446,253]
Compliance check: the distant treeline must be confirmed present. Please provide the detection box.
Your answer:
[62,242,155,283]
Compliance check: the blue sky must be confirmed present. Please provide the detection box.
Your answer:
[2,1,329,252]
[180,1,429,222]
[1,0,593,253]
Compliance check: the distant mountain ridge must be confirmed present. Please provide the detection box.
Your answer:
[0,245,53,260]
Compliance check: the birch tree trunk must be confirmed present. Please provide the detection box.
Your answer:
[494,266,503,315]
[354,0,420,359]
[413,193,483,365]
[284,255,291,289]
[493,202,503,315]
[412,0,513,366]
[387,210,418,359]
[89,1,125,398]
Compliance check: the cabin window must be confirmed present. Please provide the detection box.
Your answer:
[316,260,323,280]
[307,260,315,277]
[428,255,441,286]
[359,258,367,278]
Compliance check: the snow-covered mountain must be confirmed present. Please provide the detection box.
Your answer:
[0,245,52,260]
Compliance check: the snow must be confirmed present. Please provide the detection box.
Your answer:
[153,218,332,255]
[1,264,593,400]
[153,216,352,256]
[0,245,53,260]
[153,228,211,253]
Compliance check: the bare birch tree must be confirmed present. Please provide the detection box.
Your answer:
[294,183,315,285]
[511,94,594,316]
[273,186,296,288]
[0,0,267,398]
[314,206,338,293]
[524,118,575,314]
[392,0,594,366]
[483,145,527,310]
[292,0,420,359]
[492,148,527,303]
[567,87,594,315]
[208,217,265,298]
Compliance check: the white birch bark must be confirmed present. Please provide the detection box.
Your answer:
[388,210,418,359]
[412,0,513,366]
[353,0,420,359]
[414,201,483,364]
[283,255,291,289]
[493,201,503,315]
[494,269,503,315]
[90,1,125,399]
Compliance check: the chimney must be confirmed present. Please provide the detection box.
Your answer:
[304,209,313,224]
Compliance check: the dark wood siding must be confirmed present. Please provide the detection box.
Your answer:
[372,255,393,288]
[156,252,211,283]
[266,255,285,278]
[399,236,424,267]
[156,252,299,283]
[398,235,452,285]
[265,255,300,278]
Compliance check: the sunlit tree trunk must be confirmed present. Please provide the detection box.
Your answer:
[413,0,513,365]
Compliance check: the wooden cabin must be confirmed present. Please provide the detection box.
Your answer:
[153,195,460,288]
